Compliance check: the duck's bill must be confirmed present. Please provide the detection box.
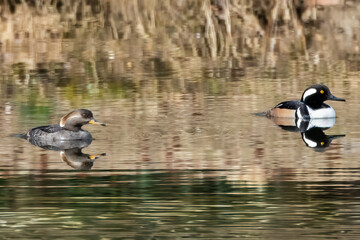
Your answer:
[89,119,106,126]
[328,95,346,102]
[88,153,106,160]
[328,134,346,140]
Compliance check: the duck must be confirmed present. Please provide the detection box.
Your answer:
[26,109,105,146]
[266,84,345,119]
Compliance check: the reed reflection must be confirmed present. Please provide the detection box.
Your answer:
[271,117,345,151]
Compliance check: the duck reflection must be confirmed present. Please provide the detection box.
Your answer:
[60,148,106,170]
[17,135,105,170]
[271,117,345,151]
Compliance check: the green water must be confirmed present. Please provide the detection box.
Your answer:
[1,170,359,239]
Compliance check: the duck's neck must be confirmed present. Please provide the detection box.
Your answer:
[61,122,83,132]
[302,97,324,109]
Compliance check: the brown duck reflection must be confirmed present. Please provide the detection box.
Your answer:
[270,117,345,151]
[60,148,106,170]
[15,135,105,170]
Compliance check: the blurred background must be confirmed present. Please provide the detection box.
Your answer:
[0,0,360,239]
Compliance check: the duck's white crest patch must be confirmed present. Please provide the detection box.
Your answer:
[302,135,317,148]
[306,106,336,119]
[302,88,317,101]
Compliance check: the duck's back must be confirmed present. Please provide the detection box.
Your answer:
[266,100,304,118]
[29,125,63,135]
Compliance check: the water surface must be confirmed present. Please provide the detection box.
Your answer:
[1,1,360,239]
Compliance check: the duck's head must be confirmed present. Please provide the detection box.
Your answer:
[60,109,106,131]
[301,84,345,109]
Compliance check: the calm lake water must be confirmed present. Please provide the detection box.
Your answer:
[1,1,360,239]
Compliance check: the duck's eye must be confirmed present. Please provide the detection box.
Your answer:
[320,90,324,94]
[81,113,87,118]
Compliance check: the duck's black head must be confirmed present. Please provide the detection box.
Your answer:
[60,109,106,131]
[300,84,345,109]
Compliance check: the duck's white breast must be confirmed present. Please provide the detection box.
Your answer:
[307,106,336,119]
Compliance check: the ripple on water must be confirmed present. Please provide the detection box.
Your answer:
[0,170,358,238]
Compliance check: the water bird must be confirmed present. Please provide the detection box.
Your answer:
[266,84,345,119]
[25,109,105,146]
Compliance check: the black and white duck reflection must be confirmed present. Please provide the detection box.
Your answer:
[271,117,345,151]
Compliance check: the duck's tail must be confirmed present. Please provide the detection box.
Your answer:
[9,133,28,139]
[254,111,269,117]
